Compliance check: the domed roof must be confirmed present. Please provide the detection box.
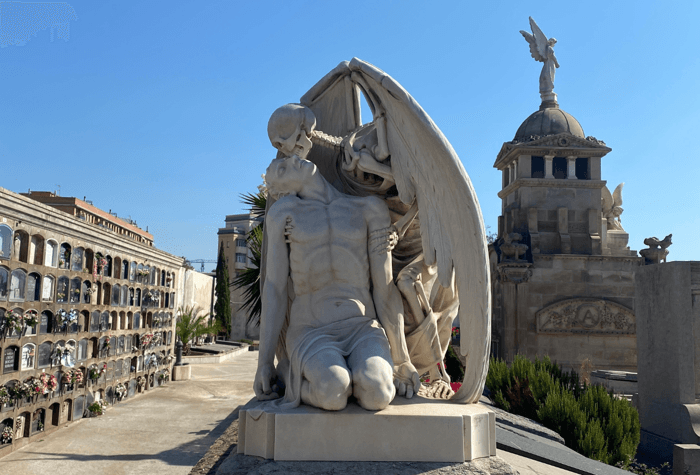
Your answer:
[514,106,584,141]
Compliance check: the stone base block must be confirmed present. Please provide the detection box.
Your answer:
[675,444,700,475]
[238,397,496,462]
[172,364,191,381]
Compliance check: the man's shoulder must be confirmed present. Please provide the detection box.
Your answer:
[267,195,300,225]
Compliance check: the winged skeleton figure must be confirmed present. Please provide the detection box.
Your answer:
[520,17,559,101]
[263,58,490,404]
[601,183,624,231]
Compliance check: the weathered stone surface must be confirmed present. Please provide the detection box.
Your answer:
[217,452,518,475]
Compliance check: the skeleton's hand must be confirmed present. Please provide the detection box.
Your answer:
[393,361,421,399]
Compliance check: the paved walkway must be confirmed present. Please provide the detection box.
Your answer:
[0,353,257,475]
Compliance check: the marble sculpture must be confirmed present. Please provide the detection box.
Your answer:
[520,17,559,104]
[254,58,491,411]
[601,183,625,231]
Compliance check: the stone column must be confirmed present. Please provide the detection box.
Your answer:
[544,155,554,179]
[636,262,700,463]
[567,156,577,179]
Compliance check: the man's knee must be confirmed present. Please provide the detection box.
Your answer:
[353,364,395,410]
[309,367,352,411]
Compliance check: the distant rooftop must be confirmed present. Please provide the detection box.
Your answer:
[21,190,154,246]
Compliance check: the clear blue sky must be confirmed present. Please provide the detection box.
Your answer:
[1,1,698,266]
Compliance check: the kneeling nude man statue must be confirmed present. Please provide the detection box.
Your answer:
[254,152,421,411]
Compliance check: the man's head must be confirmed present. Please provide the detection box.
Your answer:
[265,155,318,200]
[267,104,316,160]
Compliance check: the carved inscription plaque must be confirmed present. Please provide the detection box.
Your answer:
[536,298,635,334]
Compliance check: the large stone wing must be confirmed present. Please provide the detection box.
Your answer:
[347,58,491,404]
[520,30,544,62]
[528,16,549,61]
[612,183,624,208]
[300,61,362,190]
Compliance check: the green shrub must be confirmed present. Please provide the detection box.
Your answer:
[486,355,640,467]
[444,345,464,382]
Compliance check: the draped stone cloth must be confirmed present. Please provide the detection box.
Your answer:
[274,316,390,410]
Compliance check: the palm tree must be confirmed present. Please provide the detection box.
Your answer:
[175,306,221,355]
[232,191,266,328]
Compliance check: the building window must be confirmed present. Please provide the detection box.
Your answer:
[552,157,567,179]
[41,275,54,301]
[9,269,27,301]
[531,156,544,178]
[0,225,12,260]
[236,239,246,247]
[26,273,41,302]
[236,253,246,263]
[576,157,590,180]
[0,267,8,300]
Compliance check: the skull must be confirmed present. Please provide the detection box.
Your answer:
[267,104,316,160]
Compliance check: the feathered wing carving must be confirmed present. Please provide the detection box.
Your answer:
[520,17,549,62]
[612,183,624,208]
[300,58,491,404]
[601,185,614,214]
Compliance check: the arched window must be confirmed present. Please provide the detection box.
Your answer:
[0,267,8,300]
[111,284,120,306]
[77,339,88,361]
[118,336,125,355]
[167,331,172,345]
[164,292,169,309]
[71,247,84,272]
[122,260,129,280]
[120,285,128,307]
[38,341,53,368]
[165,272,171,288]
[69,278,81,304]
[56,276,68,303]
[12,231,28,263]
[129,262,136,282]
[20,344,36,370]
[9,269,26,302]
[136,355,143,372]
[82,281,91,304]
[0,224,12,260]
[24,310,38,336]
[31,408,45,434]
[135,288,141,307]
[67,310,78,333]
[84,249,94,274]
[3,346,19,373]
[41,275,54,301]
[161,270,166,286]
[90,311,100,333]
[102,283,111,305]
[29,235,44,266]
[129,287,134,306]
[114,359,122,378]
[44,240,58,267]
[58,243,71,270]
[39,311,53,334]
[136,264,144,283]
[150,267,156,285]
[125,334,132,352]
[123,359,130,376]
[104,255,112,278]
[133,312,140,330]
[26,273,40,302]
[112,256,120,279]
[100,312,109,332]
[106,361,114,381]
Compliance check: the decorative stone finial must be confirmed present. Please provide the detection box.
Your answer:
[640,234,672,265]
[520,17,559,109]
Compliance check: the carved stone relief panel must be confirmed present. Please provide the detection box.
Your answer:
[536,298,635,334]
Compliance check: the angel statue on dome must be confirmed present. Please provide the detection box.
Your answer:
[521,17,560,103]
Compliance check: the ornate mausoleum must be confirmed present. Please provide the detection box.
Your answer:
[0,188,186,456]
[490,99,643,372]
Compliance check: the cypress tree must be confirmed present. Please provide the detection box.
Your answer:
[214,242,232,338]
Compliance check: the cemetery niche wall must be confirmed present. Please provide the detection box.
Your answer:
[0,187,188,457]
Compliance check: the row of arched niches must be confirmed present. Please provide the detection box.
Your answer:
[0,334,173,452]
[0,224,179,454]
[0,224,178,308]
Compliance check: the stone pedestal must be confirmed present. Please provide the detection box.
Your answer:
[172,364,191,381]
[675,444,700,475]
[238,397,496,462]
